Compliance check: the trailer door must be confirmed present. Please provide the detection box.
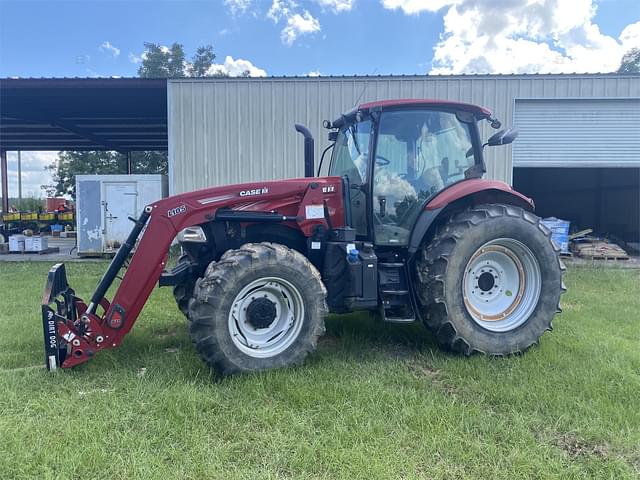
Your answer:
[103,182,138,252]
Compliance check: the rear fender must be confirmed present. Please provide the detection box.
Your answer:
[407,181,534,254]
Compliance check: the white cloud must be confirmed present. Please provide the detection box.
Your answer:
[99,41,120,58]
[267,0,321,45]
[307,70,323,76]
[381,0,453,14]
[206,56,267,77]
[128,52,144,64]
[315,0,356,13]
[620,22,640,47]
[281,11,321,46]
[5,152,57,199]
[225,0,253,15]
[267,0,296,22]
[382,0,640,74]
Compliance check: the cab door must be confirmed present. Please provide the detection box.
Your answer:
[371,109,478,246]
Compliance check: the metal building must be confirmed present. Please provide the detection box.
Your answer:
[1,74,638,246]
[168,73,640,193]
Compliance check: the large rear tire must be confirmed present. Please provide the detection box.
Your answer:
[188,243,327,375]
[416,204,565,355]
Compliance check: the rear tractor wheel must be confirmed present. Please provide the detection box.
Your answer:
[416,204,565,355]
[188,243,327,375]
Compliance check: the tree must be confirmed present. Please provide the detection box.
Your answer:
[167,43,187,77]
[618,48,640,74]
[45,151,167,198]
[191,45,216,77]
[138,42,186,78]
[139,42,229,78]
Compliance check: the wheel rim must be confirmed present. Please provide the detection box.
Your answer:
[462,238,541,333]
[228,276,305,358]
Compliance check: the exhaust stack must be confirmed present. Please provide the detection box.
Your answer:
[295,124,314,177]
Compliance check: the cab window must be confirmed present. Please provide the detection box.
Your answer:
[329,120,372,236]
[329,120,372,184]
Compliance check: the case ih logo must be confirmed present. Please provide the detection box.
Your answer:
[239,187,269,197]
[167,205,187,217]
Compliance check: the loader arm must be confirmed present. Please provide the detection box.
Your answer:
[41,177,343,370]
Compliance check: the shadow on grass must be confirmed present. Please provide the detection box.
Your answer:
[324,311,436,350]
[56,310,445,385]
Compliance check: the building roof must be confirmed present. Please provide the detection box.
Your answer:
[0,78,167,152]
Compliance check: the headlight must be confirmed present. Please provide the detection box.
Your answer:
[177,226,207,243]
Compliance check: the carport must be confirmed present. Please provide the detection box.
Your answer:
[512,98,640,247]
[0,78,168,213]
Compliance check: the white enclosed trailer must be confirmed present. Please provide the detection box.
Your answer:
[76,174,167,255]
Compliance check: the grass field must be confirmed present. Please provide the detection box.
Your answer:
[0,261,639,479]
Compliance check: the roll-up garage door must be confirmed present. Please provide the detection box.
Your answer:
[513,99,640,167]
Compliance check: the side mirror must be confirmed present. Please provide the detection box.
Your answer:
[486,127,519,147]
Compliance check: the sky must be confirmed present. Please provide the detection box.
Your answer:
[1,0,639,198]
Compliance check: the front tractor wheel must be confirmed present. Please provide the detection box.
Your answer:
[188,243,327,375]
[173,254,196,318]
[416,204,565,356]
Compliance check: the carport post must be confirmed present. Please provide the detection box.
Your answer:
[126,151,132,174]
[1,150,8,214]
[17,151,22,206]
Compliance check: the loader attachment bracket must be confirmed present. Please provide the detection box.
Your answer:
[42,263,75,371]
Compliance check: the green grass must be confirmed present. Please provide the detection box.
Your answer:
[1,262,639,479]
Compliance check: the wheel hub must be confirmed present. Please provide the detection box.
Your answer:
[246,297,277,329]
[477,270,497,292]
[228,277,305,358]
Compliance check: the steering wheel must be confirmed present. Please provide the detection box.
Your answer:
[375,155,390,166]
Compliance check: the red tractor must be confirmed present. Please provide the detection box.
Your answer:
[42,99,565,375]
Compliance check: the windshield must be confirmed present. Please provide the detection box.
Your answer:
[373,109,477,245]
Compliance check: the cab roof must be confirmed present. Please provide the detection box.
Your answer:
[359,98,492,118]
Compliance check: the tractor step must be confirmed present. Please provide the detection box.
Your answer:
[382,315,416,323]
[378,261,416,323]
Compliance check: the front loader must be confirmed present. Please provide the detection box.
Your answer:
[42,99,565,375]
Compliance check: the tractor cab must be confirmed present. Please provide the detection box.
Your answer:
[325,100,511,246]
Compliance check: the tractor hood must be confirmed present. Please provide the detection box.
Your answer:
[149,176,346,236]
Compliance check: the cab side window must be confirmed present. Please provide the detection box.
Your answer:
[329,121,372,185]
[329,120,372,236]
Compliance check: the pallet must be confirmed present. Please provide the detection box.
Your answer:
[573,241,629,260]
[8,247,60,255]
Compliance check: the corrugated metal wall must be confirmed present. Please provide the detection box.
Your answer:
[168,74,640,195]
